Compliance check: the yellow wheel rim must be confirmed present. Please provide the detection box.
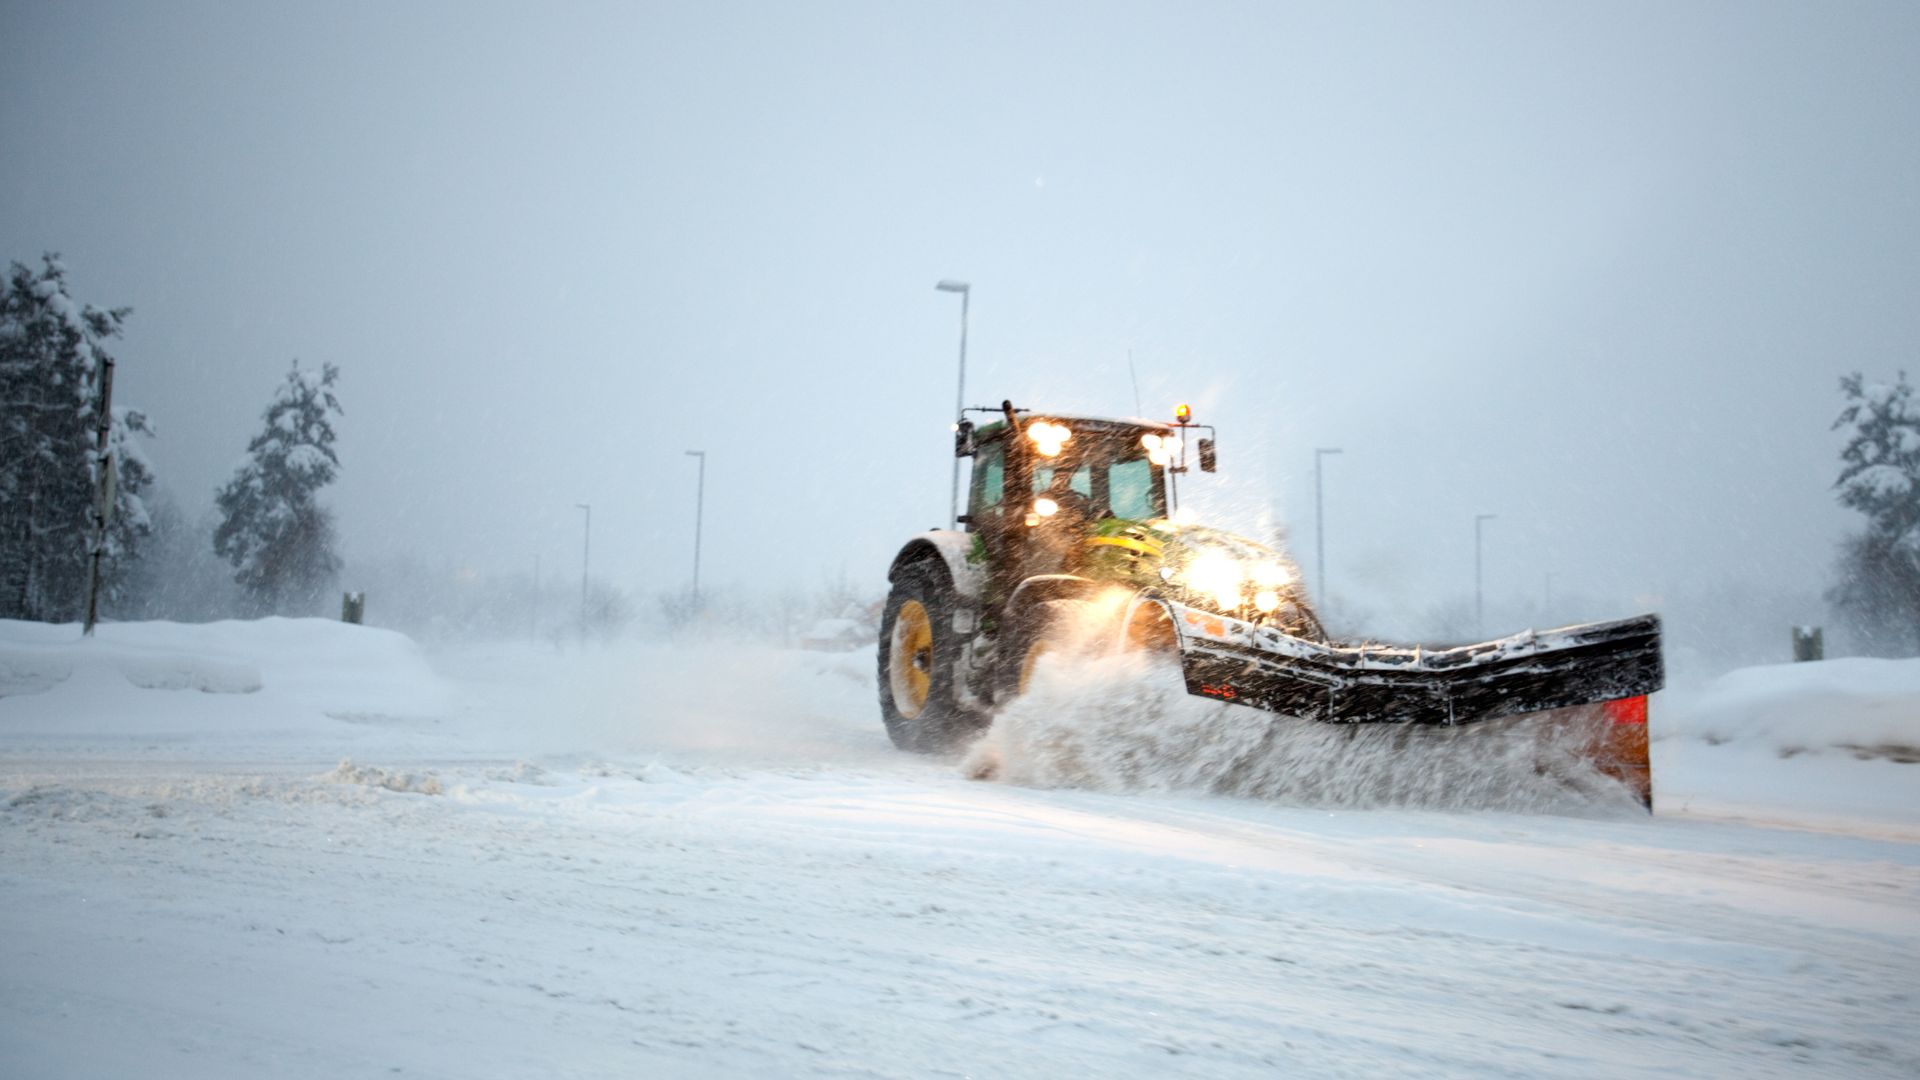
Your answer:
[1017,638,1054,696]
[890,600,933,718]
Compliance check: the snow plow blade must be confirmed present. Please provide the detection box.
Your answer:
[1171,608,1662,807]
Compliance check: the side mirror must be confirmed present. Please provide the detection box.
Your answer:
[955,420,976,457]
[1198,438,1217,473]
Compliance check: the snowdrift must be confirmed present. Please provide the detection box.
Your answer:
[434,637,891,766]
[1653,656,1920,826]
[0,618,452,740]
[1661,656,1920,760]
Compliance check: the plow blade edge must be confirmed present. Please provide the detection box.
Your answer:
[1172,609,1662,807]
[1173,609,1664,727]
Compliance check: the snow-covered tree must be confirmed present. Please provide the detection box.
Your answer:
[213,361,343,616]
[0,254,154,622]
[1829,372,1920,654]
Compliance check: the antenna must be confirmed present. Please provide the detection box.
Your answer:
[1126,348,1143,416]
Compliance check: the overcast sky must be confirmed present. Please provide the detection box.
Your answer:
[4,1,1917,648]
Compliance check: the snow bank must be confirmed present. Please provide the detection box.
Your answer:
[0,618,452,739]
[1661,656,1920,759]
[324,758,445,795]
[436,639,890,767]
[1654,657,1920,826]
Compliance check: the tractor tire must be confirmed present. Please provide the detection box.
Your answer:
[998,598,1095,703]
[877,558,976,752]
[1121,596,1179,653]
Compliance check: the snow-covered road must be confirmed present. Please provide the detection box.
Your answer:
[3,621,1917,1078]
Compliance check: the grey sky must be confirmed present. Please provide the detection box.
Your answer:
[4,1,1917,655]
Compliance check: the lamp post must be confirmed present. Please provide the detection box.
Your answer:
[935,279,970,529]
[1475,513,1497,635]
[685,450,706,603]
[575,502,591,636]
[1314,447,1342,602]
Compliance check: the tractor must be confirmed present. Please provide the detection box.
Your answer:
[877,401,1663,807]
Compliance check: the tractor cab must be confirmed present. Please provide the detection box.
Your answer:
[958,407,1204,591]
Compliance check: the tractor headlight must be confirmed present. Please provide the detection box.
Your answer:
[1169,553,1293,614]
[1251,564,1291,612]
[1140,432,1180,467]
[1181,550,1245,610]
[1251,562,1292,588]
[1027,420,1072,457]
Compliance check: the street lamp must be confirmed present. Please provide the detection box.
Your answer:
[935,279,970,529]
[1475,513,1497,635]
[575,502,591,635]
[685,450,706,602]
[1314,447,1342,602]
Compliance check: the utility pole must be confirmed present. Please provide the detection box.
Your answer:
[685,450,706,603]
[81,356,116,637]
[1475,513,1497,635]
[935,280,970,529]
[575,503,591,638]
[1314,447,1342,602]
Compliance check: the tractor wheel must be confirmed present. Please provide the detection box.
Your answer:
[1113,596,1187,689]
[999,598,1094,702]
[877,559,975,752]
[1120,596,1179,654]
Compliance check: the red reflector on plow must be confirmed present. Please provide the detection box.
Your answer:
[1603,695,1648,725]
[1593,695,1653,811]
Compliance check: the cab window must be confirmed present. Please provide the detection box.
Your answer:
[1107,457,1156,519]
[970,442,1006,515]
[1032,465,1092,497]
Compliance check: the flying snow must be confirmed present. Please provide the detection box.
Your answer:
[965,649,1646,815]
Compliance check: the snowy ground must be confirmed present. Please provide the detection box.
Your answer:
[2,619,1917,1079]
